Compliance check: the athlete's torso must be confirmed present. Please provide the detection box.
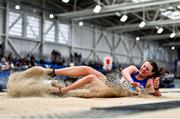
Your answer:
[131,72,148,88]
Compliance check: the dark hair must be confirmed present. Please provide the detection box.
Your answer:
[146,60,161,79]
[147,60,158,73]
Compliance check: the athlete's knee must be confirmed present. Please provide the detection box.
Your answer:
[81,66,95,74]
[87,74,97,79]
[86,74,98,82]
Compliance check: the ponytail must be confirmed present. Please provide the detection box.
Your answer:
[150,67,163,79]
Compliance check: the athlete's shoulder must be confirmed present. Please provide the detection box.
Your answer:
[127,65,139,72]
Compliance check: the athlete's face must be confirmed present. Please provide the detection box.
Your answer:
[139,61,154,77]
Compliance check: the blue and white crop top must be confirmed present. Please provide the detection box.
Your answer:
[131,72,148,88]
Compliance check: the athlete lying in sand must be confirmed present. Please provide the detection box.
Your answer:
[7,60,161,97]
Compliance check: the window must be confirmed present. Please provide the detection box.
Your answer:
[26,16,40,39]
[44,20,55,42]
[9,11,22,36]
[58,23,69,44]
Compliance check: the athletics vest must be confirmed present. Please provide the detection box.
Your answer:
[131,72,148,88]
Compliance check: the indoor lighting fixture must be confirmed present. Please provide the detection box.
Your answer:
[171,46,175,50]
[177,5,180,9]
[49,14,54,19]
[159,8,166,12]
[170,24,176,38]
[168,6,174,10]
[157,27,163,34]
[120,15,128,22]
[170,32,176,38]
[78,21,83,26]
[161,10,180,20]
[62,0,70,3]
[15,5,20,10]
[115,12,121,17]
[136,37,140,41]
[139,21,146,28]
[93,5,101,13]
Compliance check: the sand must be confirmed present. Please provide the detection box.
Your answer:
[0,88,180,118]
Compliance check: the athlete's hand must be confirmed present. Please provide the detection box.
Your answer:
[153,77,160,89]
[131,82,140,87]
[131,82,145,96]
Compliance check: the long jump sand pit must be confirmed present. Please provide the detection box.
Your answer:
[0,88,180,118]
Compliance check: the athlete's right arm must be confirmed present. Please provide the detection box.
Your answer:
[121,65,138,83]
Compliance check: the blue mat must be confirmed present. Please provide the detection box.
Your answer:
[0,70,10,91]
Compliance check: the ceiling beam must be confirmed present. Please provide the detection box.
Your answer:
[73,6,159,21]
[73,12,116,21]
[106,19,180,32]
[56,0,180,19]
[140,32,180,40]
[162,42,180,46]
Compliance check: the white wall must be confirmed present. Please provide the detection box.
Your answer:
[0,9,3,35]
[43,43,70,61]
[0,3,177,70]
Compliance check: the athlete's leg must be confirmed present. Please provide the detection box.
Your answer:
[55,66,106,80]
[60,74,104,94]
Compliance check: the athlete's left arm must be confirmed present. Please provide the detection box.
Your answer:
[153,77,161,96]
[146,77,161,96]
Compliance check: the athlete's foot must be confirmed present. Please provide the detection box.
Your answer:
[47,68,56,77]
[52,87,62,96]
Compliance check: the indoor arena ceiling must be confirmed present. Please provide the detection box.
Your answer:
[9,0,180,48]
